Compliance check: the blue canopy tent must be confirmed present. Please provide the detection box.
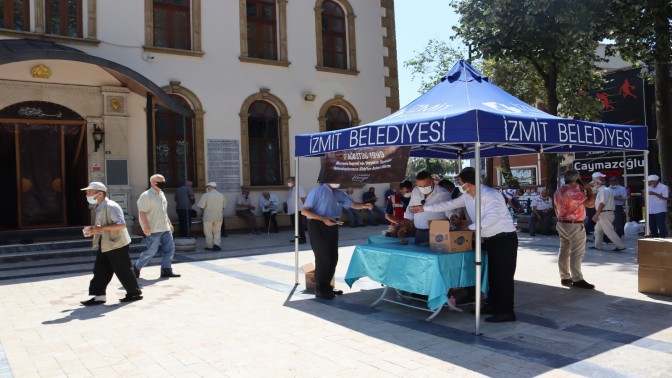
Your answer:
[291,60,649,334]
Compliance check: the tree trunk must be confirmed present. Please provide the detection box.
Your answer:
[500,156,519,188]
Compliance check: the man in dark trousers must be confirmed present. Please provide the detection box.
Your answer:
[302,182,372,299]
[174,180,195,237]
[80,182,142,305]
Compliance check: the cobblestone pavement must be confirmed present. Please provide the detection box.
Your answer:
[0,226,671,377]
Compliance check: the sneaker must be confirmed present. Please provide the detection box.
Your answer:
[572,279,595,289]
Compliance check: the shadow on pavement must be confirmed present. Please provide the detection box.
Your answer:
[42,302,132,324]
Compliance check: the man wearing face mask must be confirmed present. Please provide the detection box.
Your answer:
[397,171,452,245]
[385,180,413,225]
[133,174,181,279]
[286,176,307,244]
[409,167,518,322]
[302,182,372,299]
[80,182,142,305]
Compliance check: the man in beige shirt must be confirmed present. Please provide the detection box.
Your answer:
[133,174,181,279]
[198,182,226,251]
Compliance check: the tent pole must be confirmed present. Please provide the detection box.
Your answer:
[644,151,650,236]
[474,142,482,335]
[623,152,629,222]
[295,157,300,285]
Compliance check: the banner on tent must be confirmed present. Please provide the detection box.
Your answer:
[318,146,411,184]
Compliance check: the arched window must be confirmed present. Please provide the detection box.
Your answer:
[153,0,191,50]
[247,100,282,186]
[321,1,346,69]
[325,106,351,131]
[46,0,83,37]
[246,0,277,60]
[314,0,357,74]
[1,1,30,31]
[154,95,196,187]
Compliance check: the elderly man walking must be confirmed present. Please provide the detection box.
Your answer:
[554,170,595,289]
[198,182,226,251]
[590,177,626,252]
[133,174,181,279]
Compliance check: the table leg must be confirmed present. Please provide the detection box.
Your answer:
[371,286,390,307]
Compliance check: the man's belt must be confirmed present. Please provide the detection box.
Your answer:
[558,220,583,224]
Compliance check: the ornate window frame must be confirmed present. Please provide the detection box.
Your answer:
[238,0,289,67]
[158,82,206,188]
[314,0,358,75]
[318,95,360,132]
[239,88,290,189]
[144,0,203,57]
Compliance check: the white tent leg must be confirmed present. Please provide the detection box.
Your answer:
[474,142,482,335]
[644,151,650,236]
[295,157,300,285]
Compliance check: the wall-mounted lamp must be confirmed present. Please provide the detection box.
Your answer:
[303,93,316,102]
[92,124,105,152]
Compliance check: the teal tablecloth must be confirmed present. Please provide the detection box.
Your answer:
[367,235,415,245]
[344,243,488,311]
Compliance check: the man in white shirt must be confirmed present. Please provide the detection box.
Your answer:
[397,171,452,245]
[529,188,554,236]
[647,174,669,238]
[590,178,626,251]
[608,176,628,237]
[259,191,281,233]
[287,176,307,244]
[585,171,606,237]
[411,167,518,323]
[197,182,226,251]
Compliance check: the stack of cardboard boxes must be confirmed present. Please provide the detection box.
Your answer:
[637,238,672,296]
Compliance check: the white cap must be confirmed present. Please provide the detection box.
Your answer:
[81,182,107,192]
[591,172,606,178]
[647,175,660,181]
[206,182,217,187]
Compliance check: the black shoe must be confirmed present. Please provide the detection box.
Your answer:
[120,293,143,303]
[213,245,222,251]
[332,289,344,295]
[484,313,517,323]
[133,266,140,279]
[572,279,595,289]
[205,247,214,251]
[561,279,573,287]
[80,298,105,306]
[613,247,626,252]
[315,291,335,300]
[222,233,228,237]
[160,268,181,278]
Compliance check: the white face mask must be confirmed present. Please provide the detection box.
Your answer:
[402,192,412,198]
[419,185,433,195]
[329,183,340,189]
[287,182,293,188]
[458,183,469,194]
[86,194,98,205]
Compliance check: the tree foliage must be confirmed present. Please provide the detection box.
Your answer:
[451,0,610,191]
[405,158,460,182]
[403,39,469,96]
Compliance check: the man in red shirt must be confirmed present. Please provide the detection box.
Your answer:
[554,169,596,289]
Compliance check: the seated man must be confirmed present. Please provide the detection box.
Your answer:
[362,187,387,226]
[502,188,525,214]
[529,188,554,236]
[259,191,281,233]
[236,187,260,235]
[344,188,365,227]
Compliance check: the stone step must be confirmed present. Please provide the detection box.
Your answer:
[0,238,146,264]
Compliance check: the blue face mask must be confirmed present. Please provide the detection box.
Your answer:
[86,194,98,204]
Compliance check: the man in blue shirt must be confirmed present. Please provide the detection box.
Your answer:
[302,182,372,299]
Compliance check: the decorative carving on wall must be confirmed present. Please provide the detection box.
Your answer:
[31,64,52,79]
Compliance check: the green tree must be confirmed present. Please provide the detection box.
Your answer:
[405,158,460,182]
[404,39,469,95]
[452,0,610,191]
[606,0,672,193]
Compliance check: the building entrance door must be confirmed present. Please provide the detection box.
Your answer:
[0,102,89,230]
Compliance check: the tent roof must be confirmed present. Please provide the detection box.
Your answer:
[0,39,193,117]
[295,60,647,158]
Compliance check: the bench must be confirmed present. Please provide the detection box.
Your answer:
[516,214,558,234]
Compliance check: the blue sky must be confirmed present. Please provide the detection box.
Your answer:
[395,0,460,107]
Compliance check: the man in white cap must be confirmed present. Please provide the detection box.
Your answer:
[590,177,626,251]
[198,182,226,251]
[647,174,668,238]
[80,182,142,305]
[585,172,606,237]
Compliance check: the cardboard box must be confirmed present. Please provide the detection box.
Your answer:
[429,220,473,253]
[301,262,335,291]
[637,238,672,268]
[638,265,672,296]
